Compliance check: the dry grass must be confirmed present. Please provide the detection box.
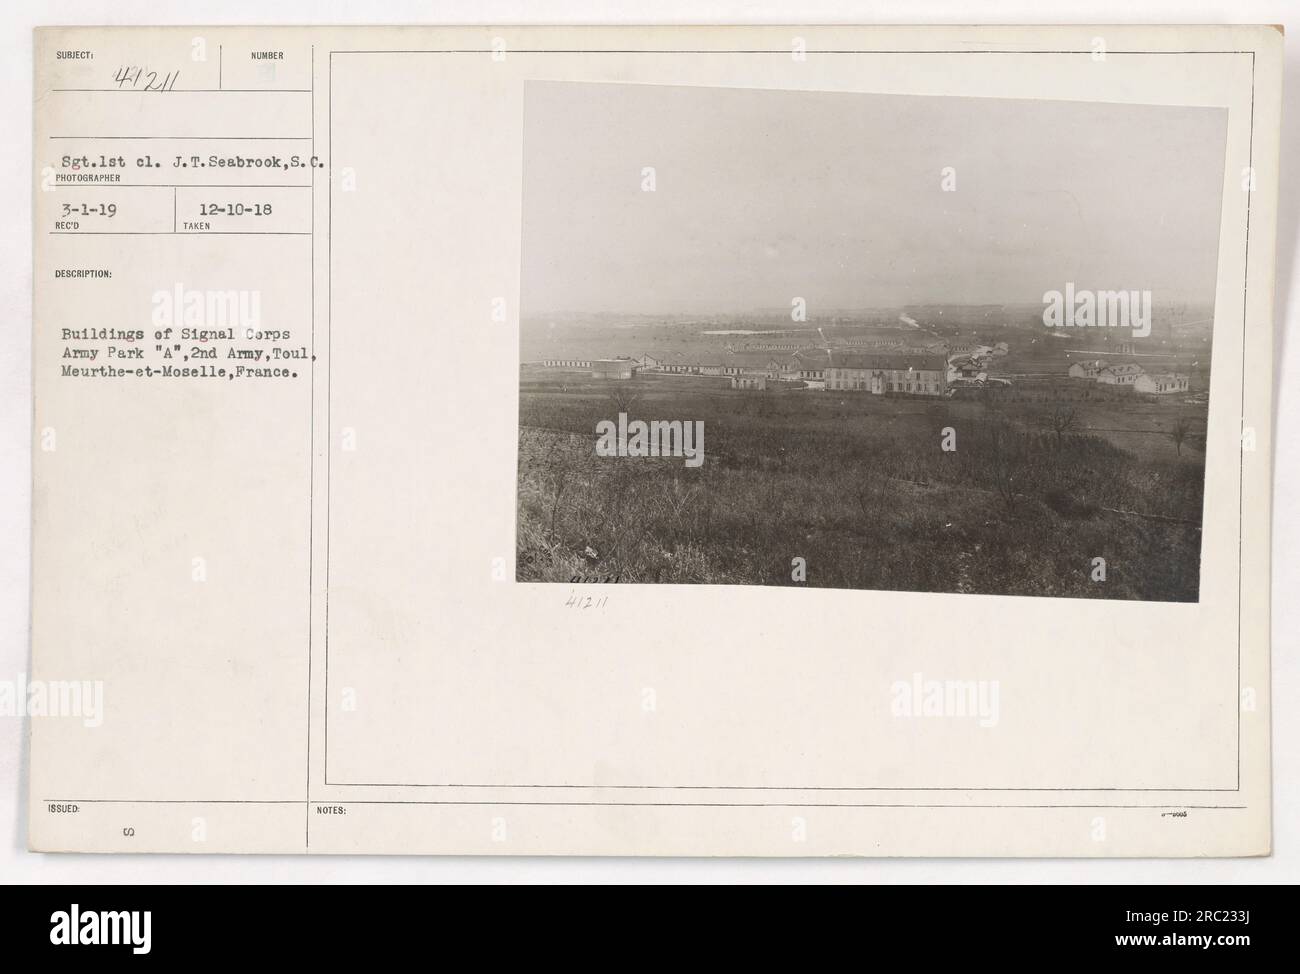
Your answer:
[516,381,1205,600]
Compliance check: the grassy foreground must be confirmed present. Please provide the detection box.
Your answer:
[516,377,1206,601]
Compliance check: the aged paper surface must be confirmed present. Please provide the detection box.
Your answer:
[29,25,1279,855]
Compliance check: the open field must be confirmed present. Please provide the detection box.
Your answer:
[516,374,1208,600]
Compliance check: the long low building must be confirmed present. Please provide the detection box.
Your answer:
[1097,363,1144,385]
[541,357,592,370]
[825,352,948,396]
[1134,372,1190,395]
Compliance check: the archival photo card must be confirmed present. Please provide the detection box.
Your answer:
[28,25,1278,857]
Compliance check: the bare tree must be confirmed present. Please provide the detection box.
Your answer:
[987,421,1026,513]
[1043,403,1078,449]
[1171,415,1193,457]
[607,384,642,416]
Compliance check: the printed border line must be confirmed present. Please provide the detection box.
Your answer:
[321,46,1253,799]
[43,798,1247,810]
[331,50,1258,56]
[306,42,316,850]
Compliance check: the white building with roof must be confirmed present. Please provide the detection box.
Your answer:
[1097,363,1144,385]
[1134,372,1190,395]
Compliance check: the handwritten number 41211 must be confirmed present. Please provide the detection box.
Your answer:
[564,591,609,610]
[113,66,180,91]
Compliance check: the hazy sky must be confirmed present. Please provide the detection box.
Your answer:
[520,82,1228,315]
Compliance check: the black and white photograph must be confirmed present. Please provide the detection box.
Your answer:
[517,82,1226,601]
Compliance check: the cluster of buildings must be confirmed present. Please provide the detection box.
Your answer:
[539,348,951,397]
[1068,360,1190,395]
[538,337,1194,400]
